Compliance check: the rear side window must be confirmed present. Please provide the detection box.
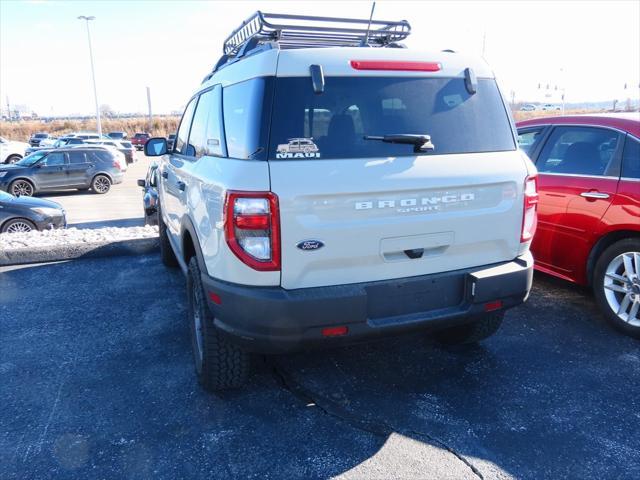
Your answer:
[67,151,87,164]
[188,86,225,159]
[223,78,271,160]
[89,150,112,163]
[536,126,621,176]
[175,98,197,156]
[269,76,515,160]
[622,135,640,179]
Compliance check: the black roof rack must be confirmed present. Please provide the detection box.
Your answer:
[201,12,411,83]
[224,11,411,56]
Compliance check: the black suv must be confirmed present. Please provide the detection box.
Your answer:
[0,147,124,196]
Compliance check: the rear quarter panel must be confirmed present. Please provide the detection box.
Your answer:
[179,157,278,286]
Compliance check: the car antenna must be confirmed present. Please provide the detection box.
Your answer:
[361,1,376,47]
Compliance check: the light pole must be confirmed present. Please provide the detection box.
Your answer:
[78,15,102,136]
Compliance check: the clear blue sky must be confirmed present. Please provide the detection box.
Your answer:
[1,0,639,116]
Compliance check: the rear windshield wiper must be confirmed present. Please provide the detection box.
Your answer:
[363,134,435,153]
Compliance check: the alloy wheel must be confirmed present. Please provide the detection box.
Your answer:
[6,221,33,233]
[11,181,33,197]
[603,251,640,326]
[93,176,110,193]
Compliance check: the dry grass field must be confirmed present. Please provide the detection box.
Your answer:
[0,116,180,141]
[0,108,627,142]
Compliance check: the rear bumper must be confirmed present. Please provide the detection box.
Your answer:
[202,252,534,353]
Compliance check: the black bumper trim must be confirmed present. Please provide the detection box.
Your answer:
[202,253,534,353]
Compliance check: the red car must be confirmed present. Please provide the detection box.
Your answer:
[517,113,640,338]
[131,132,151,151]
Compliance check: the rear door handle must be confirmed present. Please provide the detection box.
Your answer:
[580,191,610,199]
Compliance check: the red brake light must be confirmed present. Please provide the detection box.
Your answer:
[350,60,441,71]
[224,191,280,271]
[521,176,539,242]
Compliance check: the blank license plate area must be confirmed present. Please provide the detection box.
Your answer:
[366,274,465,319]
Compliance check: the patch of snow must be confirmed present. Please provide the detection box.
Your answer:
[0,226,158,250]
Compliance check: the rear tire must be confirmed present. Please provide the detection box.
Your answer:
[6,154,22,164]
[187,257,250,391]
[158,204,178,268]
[435,312,504,345]
[1,218,36,233]
[91,175,111,194]
[593,238,640,339]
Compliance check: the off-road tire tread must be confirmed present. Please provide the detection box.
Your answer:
[188,258,250,391]
[157,204,178,267]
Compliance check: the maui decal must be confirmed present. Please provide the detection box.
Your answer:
[276,152,321,159]
[276,137,321,159]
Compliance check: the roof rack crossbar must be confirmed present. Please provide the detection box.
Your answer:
[222,11,411,56]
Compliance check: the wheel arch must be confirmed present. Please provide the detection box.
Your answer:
[91,171,113,184]
[8,177,37,193]
[181,216,208,276]
[587,230,640,286]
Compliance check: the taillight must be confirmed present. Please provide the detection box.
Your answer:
[521,176,539,242]
[113,159,122,170]
[224,191,280,271]
[350,60,441,71]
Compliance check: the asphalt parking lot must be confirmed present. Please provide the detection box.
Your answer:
[40,154,152,228]
[1,254,639,479]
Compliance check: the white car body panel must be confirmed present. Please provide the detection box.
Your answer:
[160,46,530,290]
[0,138,29,163]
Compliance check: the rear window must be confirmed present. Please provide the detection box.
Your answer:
[269,76,515,160]
[120,141,132,148]
[134,133,149,138]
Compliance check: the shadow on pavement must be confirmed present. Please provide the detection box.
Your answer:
[1,260,639,479]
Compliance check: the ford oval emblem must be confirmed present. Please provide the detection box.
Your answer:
[297,240,324,251]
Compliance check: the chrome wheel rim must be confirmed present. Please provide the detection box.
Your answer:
[11,181,32,196]
[94,177,110,193]
[604,251,640,327]
[6,221,33,233]
[192,287,204,364]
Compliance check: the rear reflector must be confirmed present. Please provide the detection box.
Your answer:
[208,292,222,305]
[350,60,441,71]
[484,300,503,312]
[321,326,348,337]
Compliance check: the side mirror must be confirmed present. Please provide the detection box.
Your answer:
[137,179,145,187]
[144,137,168,156]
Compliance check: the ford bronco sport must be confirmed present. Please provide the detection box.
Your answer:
[145,12,537,391]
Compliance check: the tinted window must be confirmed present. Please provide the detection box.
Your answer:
[175,98,197,156]
[269,77,515,160]
[68,138,84,145]
[42,152,66,166]
[622,135,640,179]
[517,128,544,156]
[67,151,87,164]
[223,78,271,160]
[188,86,225,159]
[89,150,113,163]
[537,126,621,176]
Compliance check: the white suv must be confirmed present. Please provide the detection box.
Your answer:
[145,12,537,391]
